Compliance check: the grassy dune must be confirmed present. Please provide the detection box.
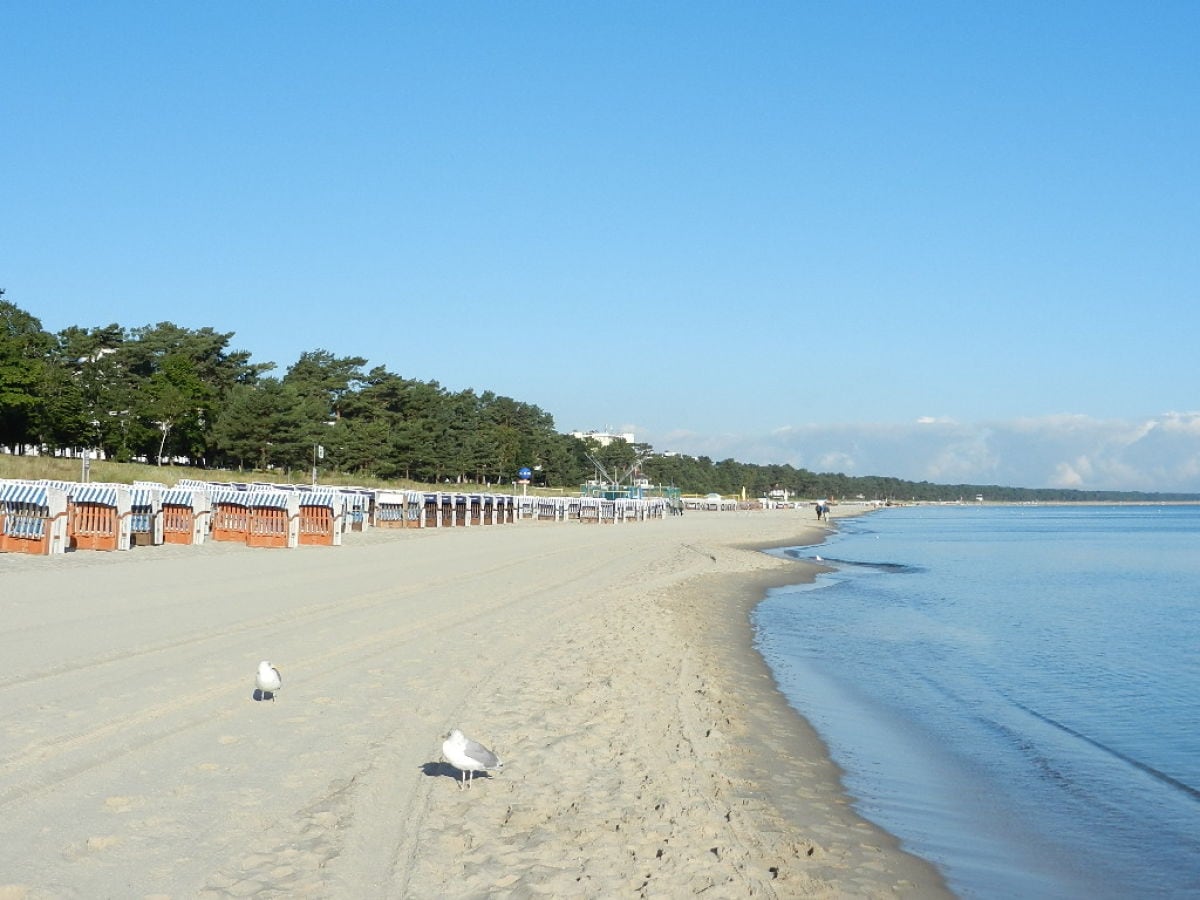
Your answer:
[0,453,547,494]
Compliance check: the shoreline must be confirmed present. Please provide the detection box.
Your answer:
[0,510,951,897]
[400,511,953,897]
[667,520,954,898]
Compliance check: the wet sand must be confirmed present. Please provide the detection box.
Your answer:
[0,507,950,898]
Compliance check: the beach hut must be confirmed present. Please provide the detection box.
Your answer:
[577,497,601,524]
[427,492,460,527]
[204,487,298,549]
[296,490,344,546]
[342,489,372,532]
[536,497,560,522]
[623,499,636,522]
[68,483,132,551]
[209,488,251,543]
[245,490,300,549]
[375,490,424,528]
[401,490,423,527]
[0,481,69,555]
[484,494,504,525]
[161,487,211,545]
[480,494,504,525]
[599,499,618,524]
[419,492,439,527]
[128,484,164,546]
[372,490,402,528]
[438,493,462,527]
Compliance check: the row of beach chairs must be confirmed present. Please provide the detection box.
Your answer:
[0,478,671,556]
[0,480,211,555]
[514,495,672,523]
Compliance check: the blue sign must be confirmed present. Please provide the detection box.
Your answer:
[517,467,532,480]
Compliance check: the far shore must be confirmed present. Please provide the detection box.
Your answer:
[0,506,950,897]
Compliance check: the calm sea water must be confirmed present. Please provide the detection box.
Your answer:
[755,505,1200,899]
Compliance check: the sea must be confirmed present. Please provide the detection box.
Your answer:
[754,504,1200,899]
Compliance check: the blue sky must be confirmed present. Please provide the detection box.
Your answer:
[3,3,1198,491]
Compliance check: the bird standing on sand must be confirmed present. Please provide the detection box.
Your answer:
[256,660,282,701]
[441,728,502,789]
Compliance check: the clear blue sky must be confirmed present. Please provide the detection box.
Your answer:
[4,3,1198,490]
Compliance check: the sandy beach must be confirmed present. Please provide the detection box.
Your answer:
[0,508,950,898]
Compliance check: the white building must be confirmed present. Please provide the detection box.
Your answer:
[570,430,635,447]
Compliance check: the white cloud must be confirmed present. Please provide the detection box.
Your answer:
[923,431,999,482]
[1158,411,1200,435]
[640,412,1200,493]
[815,450,857,471]
[1049,458,1088,488]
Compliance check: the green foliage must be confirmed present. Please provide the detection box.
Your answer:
[0,293,53,450]
[2,291,1198,502]
[210,378,308,470]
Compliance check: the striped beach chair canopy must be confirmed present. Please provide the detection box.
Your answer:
[295,490,342,509]
[209,488,252,507]
[0,481,49,506]
[340,489,371,509]
[36,479,76,492]
[162,487,199,507]
[203,482,251,493]
[244,491,293,509]
[129,486,161,509]
[69,484,122,506]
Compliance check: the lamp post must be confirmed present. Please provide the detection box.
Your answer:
[83,418,101,483]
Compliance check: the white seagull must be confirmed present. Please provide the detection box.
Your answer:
[441,728,502,789]
[255,660,282,701]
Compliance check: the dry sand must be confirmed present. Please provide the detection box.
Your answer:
[0,508,951,899]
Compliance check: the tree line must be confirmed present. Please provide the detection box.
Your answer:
[2,292,1195,502]
[0,292,586,486]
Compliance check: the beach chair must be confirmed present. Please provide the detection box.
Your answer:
[0,481,69,555]
[68,483,132,551]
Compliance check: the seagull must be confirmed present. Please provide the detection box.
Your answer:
[441,728,502,789]
[256,660,282,701]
